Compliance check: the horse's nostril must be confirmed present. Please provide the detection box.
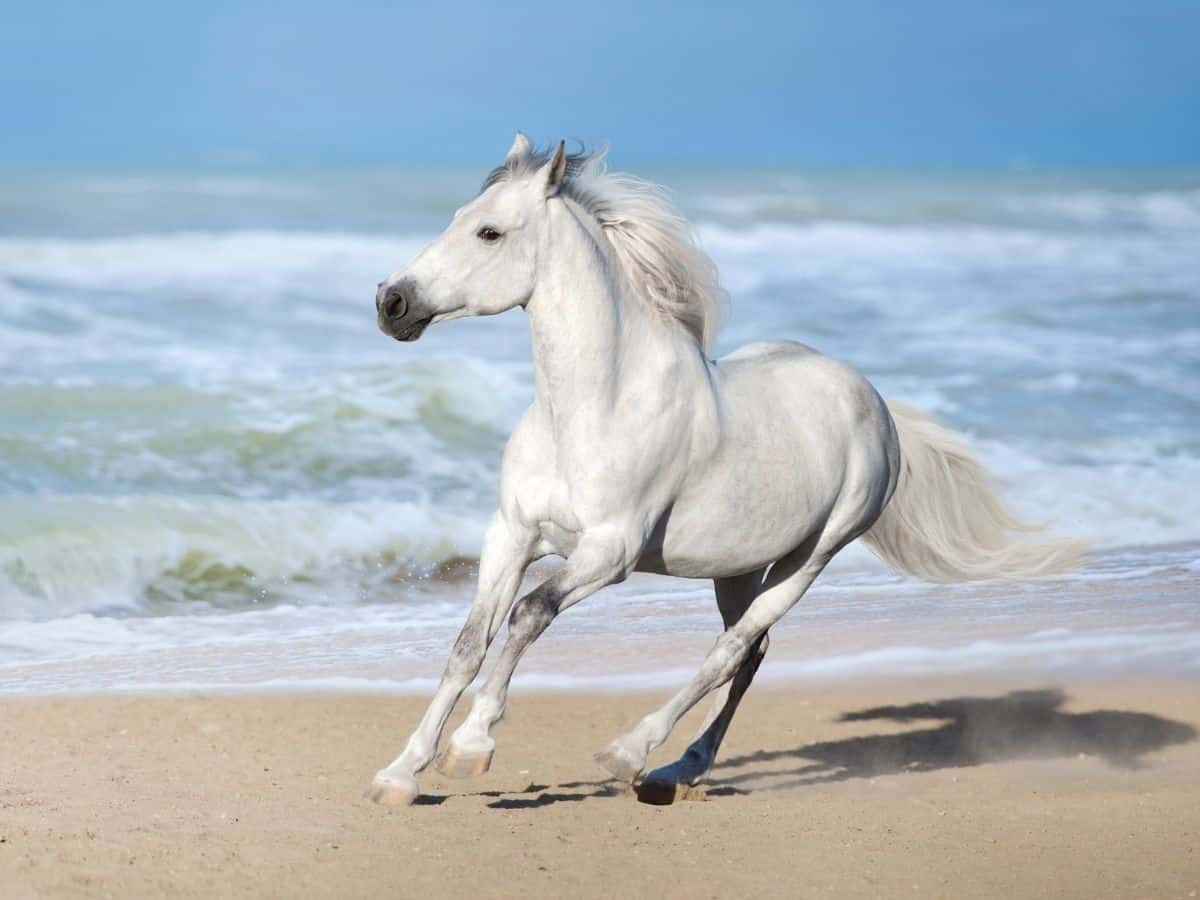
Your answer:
[383,285,408,320]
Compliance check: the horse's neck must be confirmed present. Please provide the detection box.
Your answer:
[525,205,690,437]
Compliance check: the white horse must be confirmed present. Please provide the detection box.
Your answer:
[366,135,1081,806]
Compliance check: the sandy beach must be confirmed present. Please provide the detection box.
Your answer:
[2,676,1197,899]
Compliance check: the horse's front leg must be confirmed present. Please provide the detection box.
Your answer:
[438,529,637,777]
[365,513,534,806]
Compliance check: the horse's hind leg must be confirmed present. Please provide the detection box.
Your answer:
[636,569,769,803]
[596,537,833,786]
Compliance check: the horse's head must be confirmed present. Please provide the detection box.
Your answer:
[376,133,568,342]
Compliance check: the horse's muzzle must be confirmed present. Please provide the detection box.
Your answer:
[376,279,433,342]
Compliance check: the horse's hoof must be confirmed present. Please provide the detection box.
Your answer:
[594,744,643,783]
[436,746,494,778]
[635,778,708,806]
[363,770,419,806]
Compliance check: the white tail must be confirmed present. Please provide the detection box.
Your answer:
[863,403,1085,582]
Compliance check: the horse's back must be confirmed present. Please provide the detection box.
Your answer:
[717,339,818,366]
[716,340,892,448]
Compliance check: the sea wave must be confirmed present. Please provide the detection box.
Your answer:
[2,177,1198,635]
[2,207,1197,313]
[5,223,1196,387]
[2,436,1197,624]
[1,220,1198,623]
[684,177,1200,232]
[697,220,1200,299]
[0,359,528,498]
[0,230,420,295]
[0,494,490,621]
[997,188,1200,232]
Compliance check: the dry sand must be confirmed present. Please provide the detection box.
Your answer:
[2,677,1198,899]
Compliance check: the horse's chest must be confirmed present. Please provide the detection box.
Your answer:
[502,442,583,556]
[503,408,682,557]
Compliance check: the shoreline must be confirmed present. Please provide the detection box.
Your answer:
[3,675,1197,898]
[3,541,1197,698]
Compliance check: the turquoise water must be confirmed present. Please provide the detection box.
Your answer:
[1,167,1198,691]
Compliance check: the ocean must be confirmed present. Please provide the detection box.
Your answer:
[1,166,1198,694]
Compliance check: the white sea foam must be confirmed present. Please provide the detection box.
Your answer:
[0,230,420,294]
[698,220,1200,300]
[997,188,1200,232]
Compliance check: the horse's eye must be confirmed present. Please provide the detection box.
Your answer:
[476,227,503,243]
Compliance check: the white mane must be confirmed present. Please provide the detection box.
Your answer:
[484,147,726,353]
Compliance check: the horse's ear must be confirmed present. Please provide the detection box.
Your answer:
[544,140,568,197]
[506,131,532,164]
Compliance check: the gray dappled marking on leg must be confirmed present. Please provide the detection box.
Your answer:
[367,516,532,805]
[437,580,561,776]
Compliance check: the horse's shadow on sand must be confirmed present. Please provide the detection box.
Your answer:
[707,688,1196,796]
[423,689,1195,808]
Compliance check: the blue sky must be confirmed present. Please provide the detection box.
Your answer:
[3,1,1198,167]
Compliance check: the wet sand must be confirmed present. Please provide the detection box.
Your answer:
[2,677,1197,899]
